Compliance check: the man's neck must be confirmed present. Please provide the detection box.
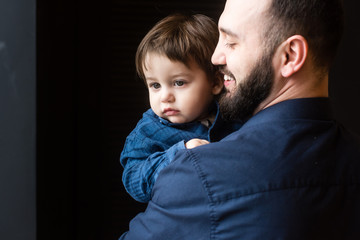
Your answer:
[254,73,329,115]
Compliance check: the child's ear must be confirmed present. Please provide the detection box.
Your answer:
[212,72,224,95]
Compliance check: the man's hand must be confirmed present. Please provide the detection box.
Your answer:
[185,138,210,149]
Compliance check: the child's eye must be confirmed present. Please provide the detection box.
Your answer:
[149,82,161,89]
[174,80,185,87]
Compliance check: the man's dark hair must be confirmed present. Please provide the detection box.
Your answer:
[263,0,344,72]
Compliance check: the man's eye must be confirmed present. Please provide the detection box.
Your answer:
[174,80,185,87]
[225,42,236,49]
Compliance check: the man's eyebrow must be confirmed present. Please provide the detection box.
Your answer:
[219,27,239,39]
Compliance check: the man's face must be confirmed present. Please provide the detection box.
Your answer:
[212,0,274,120]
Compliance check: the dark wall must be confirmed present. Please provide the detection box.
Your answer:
[0,0,36,239]
[35,1,360,240]
[329,2,360,134]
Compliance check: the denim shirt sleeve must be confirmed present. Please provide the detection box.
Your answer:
[121,138,186,203]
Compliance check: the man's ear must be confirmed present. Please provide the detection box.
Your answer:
[280,35,308,78]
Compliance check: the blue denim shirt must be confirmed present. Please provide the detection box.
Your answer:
[120,103,241,202]
[120,98,360,240]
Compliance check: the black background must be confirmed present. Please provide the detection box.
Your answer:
[1,0,359,240]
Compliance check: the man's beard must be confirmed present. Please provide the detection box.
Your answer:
[218,52,274,121]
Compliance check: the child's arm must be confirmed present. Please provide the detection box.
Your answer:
[121,138,210,202]
[121,139,186,203]
[120,109,211,203]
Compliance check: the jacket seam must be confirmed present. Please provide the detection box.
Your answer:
[189,150,219,240]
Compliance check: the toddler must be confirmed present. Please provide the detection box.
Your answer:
[120,13,240,203]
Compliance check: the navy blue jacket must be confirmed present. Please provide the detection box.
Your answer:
[120,98,360,240]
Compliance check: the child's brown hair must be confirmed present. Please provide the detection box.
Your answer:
[135,13,220,84]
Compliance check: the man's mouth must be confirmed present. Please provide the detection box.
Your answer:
[223,74,236,87]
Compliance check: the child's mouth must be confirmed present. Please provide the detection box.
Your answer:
[163,108,180,116]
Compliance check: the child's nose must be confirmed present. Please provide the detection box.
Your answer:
[160,89,175,103]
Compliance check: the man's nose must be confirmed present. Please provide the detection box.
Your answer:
[212,44,226,66]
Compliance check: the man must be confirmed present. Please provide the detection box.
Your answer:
[120,0,360,239]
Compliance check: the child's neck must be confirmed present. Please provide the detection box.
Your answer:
[199,114,216,128]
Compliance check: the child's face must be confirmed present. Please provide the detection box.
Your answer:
[144,53,222,124]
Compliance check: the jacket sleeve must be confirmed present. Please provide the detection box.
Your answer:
[120,133,186,203]
[119,150,211,240]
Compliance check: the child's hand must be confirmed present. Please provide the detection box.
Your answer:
[185,138,210,149]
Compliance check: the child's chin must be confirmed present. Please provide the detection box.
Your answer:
[167,117,187,124]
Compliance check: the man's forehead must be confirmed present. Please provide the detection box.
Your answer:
[217,0,270,42]
[220,0,270,27]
